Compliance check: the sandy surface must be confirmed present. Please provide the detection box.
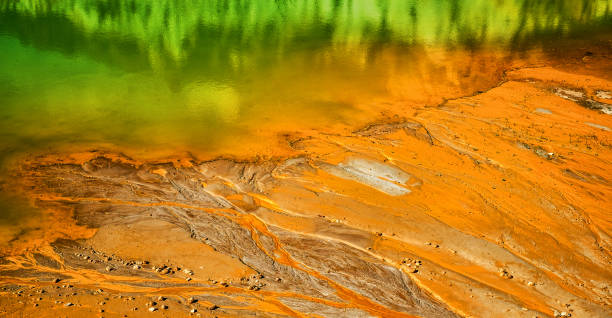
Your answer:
[0,42,611,317]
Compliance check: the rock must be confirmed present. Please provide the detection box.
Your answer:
[161,305,168,309]
[498,268,513,279]
[596,90,612,99]
[157,296,166,301]
[209,304,219,310]
[132,265,141,270]
[527,281,535,286]
[160,268,169,275]
[53,278,61,283]
[190,308,197,313]
[187,297,197,304]
[64,302,74,307]
[105,266,113,272]
[183,269,194,275]
[186,277,192,282]
[148,307,157,312]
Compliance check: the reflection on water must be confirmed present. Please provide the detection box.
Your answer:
[0,0,610,160]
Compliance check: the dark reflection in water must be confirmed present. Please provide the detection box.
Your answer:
[1,1,610,68]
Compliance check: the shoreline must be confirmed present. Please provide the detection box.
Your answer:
[0,47,611,317]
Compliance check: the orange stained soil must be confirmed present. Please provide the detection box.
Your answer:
[0,43,611,317]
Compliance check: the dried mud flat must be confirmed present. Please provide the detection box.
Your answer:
[1,48,612,317]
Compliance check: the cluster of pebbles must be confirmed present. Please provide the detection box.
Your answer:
[1,244,289,316]
[1,284,222,316]
[400,258,423,273]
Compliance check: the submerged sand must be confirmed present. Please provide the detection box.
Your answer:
[0,45,611,317]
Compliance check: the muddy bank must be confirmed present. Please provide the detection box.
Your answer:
[1,52,612,317]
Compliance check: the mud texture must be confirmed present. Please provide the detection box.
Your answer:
[0,46,612,317]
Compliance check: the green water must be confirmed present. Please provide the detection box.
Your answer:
[0,0,611,163]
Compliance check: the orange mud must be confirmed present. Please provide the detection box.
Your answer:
[0,43,611,317]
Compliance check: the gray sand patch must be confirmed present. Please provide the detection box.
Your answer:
[585,122,611,131]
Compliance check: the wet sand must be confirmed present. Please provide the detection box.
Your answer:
[0,43,611,317]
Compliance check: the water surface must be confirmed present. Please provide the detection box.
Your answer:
[0,0,611,161]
